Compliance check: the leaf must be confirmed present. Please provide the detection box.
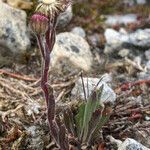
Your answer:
[89,106,112,144]
[81,87,103,142]
[86,107,103,143]
[75,103,86,138]
[63,108,75,136]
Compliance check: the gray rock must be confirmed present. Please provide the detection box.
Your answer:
[57,6,73,28]
[0,1,30,55]
[137,72,150,80]
[50,32,93,74]
[71,27,86,38]
[105,28,150,49]
[118,138,150,150]
[105,14,138,26]
[145,49,150,60]
[72,74,116,104]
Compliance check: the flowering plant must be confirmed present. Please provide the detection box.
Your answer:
[30,0,71,149]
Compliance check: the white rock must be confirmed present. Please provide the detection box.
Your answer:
[105,14,138,26]
[119,28,128,34]
[105,28,128,46]
[105,28,150,48]
[71,27,86,38]
[72,74,116,104]
[51,32,93,73]
[118,138,150,150]
[145,115,150,121]
[0,1,30,54]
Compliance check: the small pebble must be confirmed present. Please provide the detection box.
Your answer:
[118,49,130,57]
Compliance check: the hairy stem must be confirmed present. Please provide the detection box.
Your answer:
[39,20,69,150]
[37,34,45,59]
[39,26,60,149]
[40,42,55,122]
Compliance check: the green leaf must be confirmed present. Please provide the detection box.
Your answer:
[75,103,86,138]
[75,84,111,145]
[81,87,103,142]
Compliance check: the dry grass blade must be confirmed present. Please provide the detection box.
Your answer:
[0,69,37,81]
[0,104,24,122]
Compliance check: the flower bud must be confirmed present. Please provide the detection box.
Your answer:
[30,13,49,35]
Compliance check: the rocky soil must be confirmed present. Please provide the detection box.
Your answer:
[0,0,150,149]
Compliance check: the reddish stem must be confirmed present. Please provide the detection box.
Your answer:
[40,31,56,122]
[38,25,61,149]
[38,18,69,149]
[37,34,45,59]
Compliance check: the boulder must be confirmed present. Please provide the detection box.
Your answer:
[50,32,93,75]
[0,1,30,58]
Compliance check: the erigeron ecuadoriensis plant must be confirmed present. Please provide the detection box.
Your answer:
[30,0,71,149]
[30,1,113,149]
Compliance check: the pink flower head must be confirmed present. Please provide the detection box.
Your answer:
[30,13,49,35]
